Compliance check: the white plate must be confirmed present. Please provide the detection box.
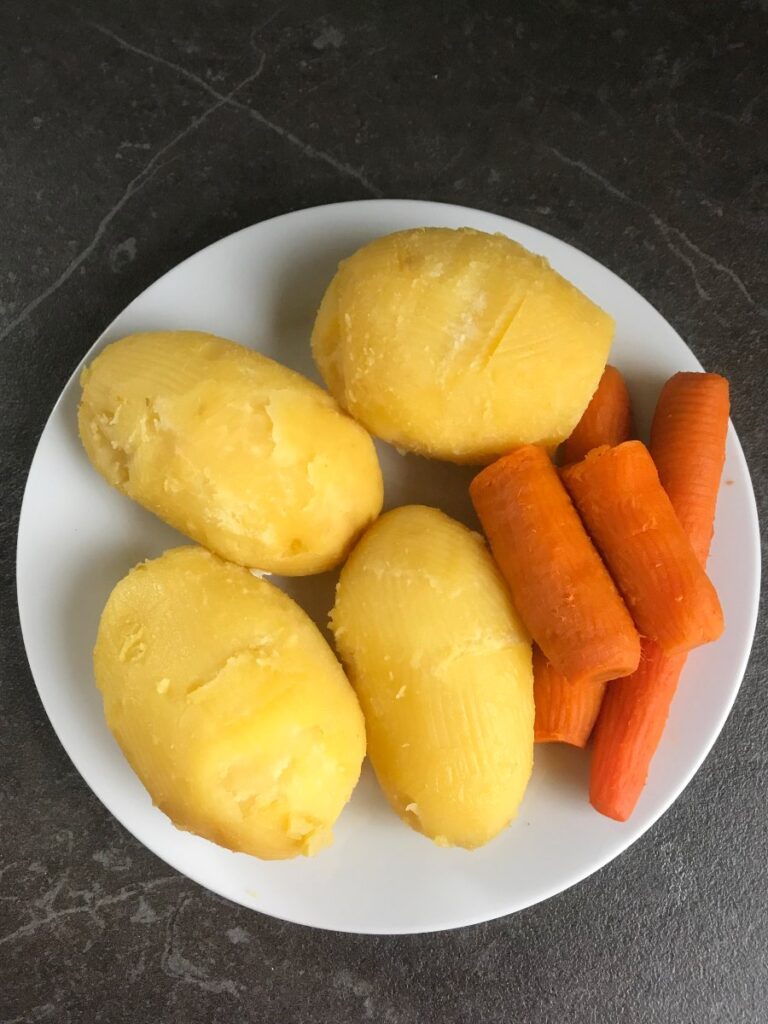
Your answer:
[17,199,760,935]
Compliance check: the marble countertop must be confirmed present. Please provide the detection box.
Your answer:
[2,2,766,1021]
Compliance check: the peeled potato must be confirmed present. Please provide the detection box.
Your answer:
[79,331,383,575]
[312,227,614,462]
[331,505,534,849]
[94,546,366,859]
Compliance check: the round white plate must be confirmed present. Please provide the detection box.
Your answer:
[17,200,760,934]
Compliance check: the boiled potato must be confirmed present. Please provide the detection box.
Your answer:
[312,227,614,462]
[79,331,383,575]
[94,546,366,859]
[331,505,534,849]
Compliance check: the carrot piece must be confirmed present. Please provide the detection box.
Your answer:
[561,365,634,465]
[561,441,724,656]
[533,645,607,747]
[650,372,730,565]
[590,642,686,820]
[590,374,730,821]
[536,365,634,744]
[470,445,640,686]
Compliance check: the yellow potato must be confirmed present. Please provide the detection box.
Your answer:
[94,546,366,859]
[79,331,383,575]
[312,227,614,462]
[331,506,534,849]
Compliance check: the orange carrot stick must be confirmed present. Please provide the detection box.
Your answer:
[590,641,686,819]
[536,365,634,744]
[470,445,640,686]
[561,441,724,656]
[533,645,607,746]
[650,372,730,564]
[561,365,634,465]
[590,373,730,821]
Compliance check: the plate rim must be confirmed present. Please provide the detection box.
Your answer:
[15,198,762,934]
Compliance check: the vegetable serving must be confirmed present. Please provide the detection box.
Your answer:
[77,226,731,856]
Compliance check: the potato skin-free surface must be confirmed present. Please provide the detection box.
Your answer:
[78,331,383,574]
[94,546,366,860]
[331,505,534,849]
[312,227,614,463]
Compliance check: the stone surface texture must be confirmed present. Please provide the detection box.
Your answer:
[1,1,766,1021]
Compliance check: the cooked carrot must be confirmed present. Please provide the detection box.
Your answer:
[590,641,686,820]
[533,645,607,746]
[650,372,730,565]
[561,441,724,656]
[561,365,634,465]
[470,445,640,686]
[590,374,730,821]
[536,365,634,744]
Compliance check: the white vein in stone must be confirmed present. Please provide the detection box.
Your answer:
[0,68,263,344]
[91,22,382,197]
[0,875,182,947]
[547,145,766,319]
[161,893,242,999]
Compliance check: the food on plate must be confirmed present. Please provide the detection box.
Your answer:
[562,440,724,656]
[470,445,640,686]
[592,644,687,821]
[650,372,731,562]
[78,330,383,575]
[330,505,534,850]
[311,226,614,463]
[591,373,729,820]
[560,365,633,465]
[71,209,734,855]
[532,646,607,747]
[536,363,635,745]
[94,546,366,859]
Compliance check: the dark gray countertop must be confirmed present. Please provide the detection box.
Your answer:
[2,2,766,1021]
